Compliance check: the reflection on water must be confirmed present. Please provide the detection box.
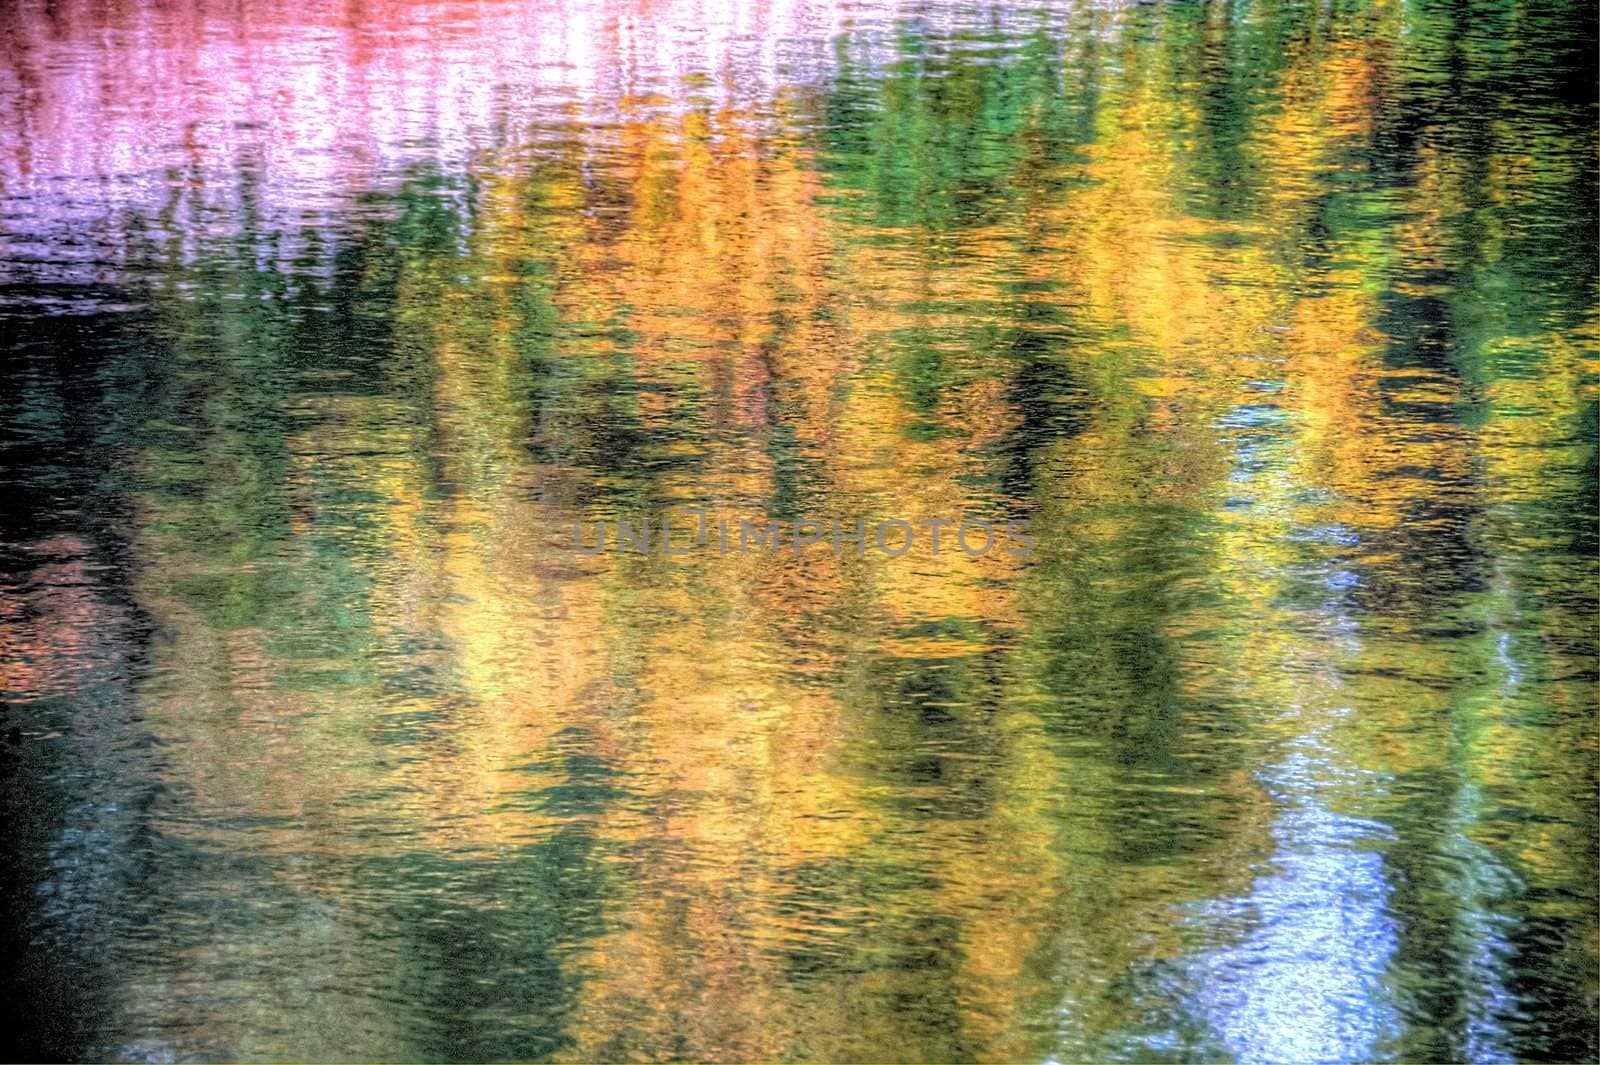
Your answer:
[1,0,1595,1060]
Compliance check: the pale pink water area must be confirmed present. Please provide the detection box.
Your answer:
[0,0,858,293]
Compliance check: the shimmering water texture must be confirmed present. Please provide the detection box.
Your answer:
[1,0,1595,1061]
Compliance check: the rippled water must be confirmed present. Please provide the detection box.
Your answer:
[1,0,1596,1060]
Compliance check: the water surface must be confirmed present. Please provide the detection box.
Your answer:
[1,0,1596,1060]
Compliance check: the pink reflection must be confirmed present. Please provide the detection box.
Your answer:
[0,0,850,264]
